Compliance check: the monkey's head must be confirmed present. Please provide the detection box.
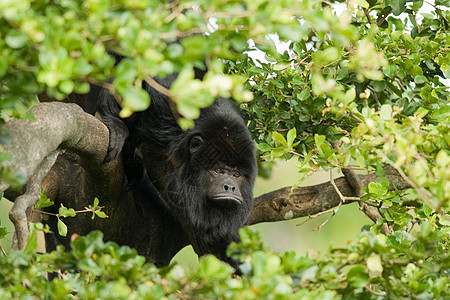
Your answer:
[164,98,256,257]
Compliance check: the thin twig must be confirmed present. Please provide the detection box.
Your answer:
[296,205,340,227]
[377,8,392,27]
[299,168,354,232]
[330,169,361,202]
[158,28,207,39]
[86,77,123,107]
[394,77,408,93]
[144,76,172,97]
[436,47,450,55]
[0,244,7,256]
[34,206,106,217]
[289,150,305,158]
[366,85,381,107]
[279,91,293,98]
[365,285,387,297]
[312,200,342,231]
[144,76,180,121]
[363,8,373,24]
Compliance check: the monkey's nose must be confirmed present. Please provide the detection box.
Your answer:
[223,184,236,192]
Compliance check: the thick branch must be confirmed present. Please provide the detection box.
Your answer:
[249,168,410,225]
[1,102,114,192]
[9,150,60,249]
[1,102,120,249]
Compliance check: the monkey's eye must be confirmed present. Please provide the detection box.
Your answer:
[189,136,203,153]
[214,168,224,174]
[233,172,241,178]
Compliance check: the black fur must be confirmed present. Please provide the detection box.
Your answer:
[85,62,257,269]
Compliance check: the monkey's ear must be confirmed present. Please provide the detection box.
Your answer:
[170,153,182,168]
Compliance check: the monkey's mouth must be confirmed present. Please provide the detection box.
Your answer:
[210,194,243,206]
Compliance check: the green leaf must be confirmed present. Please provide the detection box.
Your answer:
[58,80,75,94]
[371,81,386,92]
[178,118,195,130]
[422,204,433,217]
[341,88,356,105]
[356,155,366,168]
[428,105,450,122]
[297,88,310,101]
[5,30,29,49]
[95,211,108,219]
[347,265,369,288]
[438,215,450,226]
[382,64,396,77]
[270,147,288,160]
[24,230,38,252]
[257,143,272,152]
[35,191,54,208]
[167,43,184,59]
[367,254,383,275]
[414,107,429,119]
[319,143,332,159]
[414,75,427,84]
[357,0,370,8]
[301,265,319,281]
[0,223,8,239]
[390,0,407,16]
[114,59,137,83]
[287,128,297,148]
[198,255,233,280]
[336,67,349,80]
[314,134,326,148]
[93,197,99,208]
[57,219,68,237]
[312,47,340,68]
[59,204,76,218]
[120,85,151,113]
[78,258,103,276]
[380,104,392,121]
[273,131,288,147]
[229,33,248,52]
[368,182,378,195]
[376,177,389,195]
[248,66,267,74]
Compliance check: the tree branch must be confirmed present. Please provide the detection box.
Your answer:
[341,167,393,235]
[0,102,411,249]
[1,102,121,248]
[249,167,410,225]
[9,150,61,249]
[1,102,113,192]
[333,142,393,235]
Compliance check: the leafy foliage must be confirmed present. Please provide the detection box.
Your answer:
[0,227,448,299]
[35,192,108,237]
[0,0,449,298]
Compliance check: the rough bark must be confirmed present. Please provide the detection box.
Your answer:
[1,102,121,249]
[1,102,113,192]
[249,167,410,225]
[0,102,412,250]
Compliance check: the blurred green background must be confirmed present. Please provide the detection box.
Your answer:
[0,160,369,266]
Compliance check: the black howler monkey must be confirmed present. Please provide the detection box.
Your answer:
[85,55,257,270]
